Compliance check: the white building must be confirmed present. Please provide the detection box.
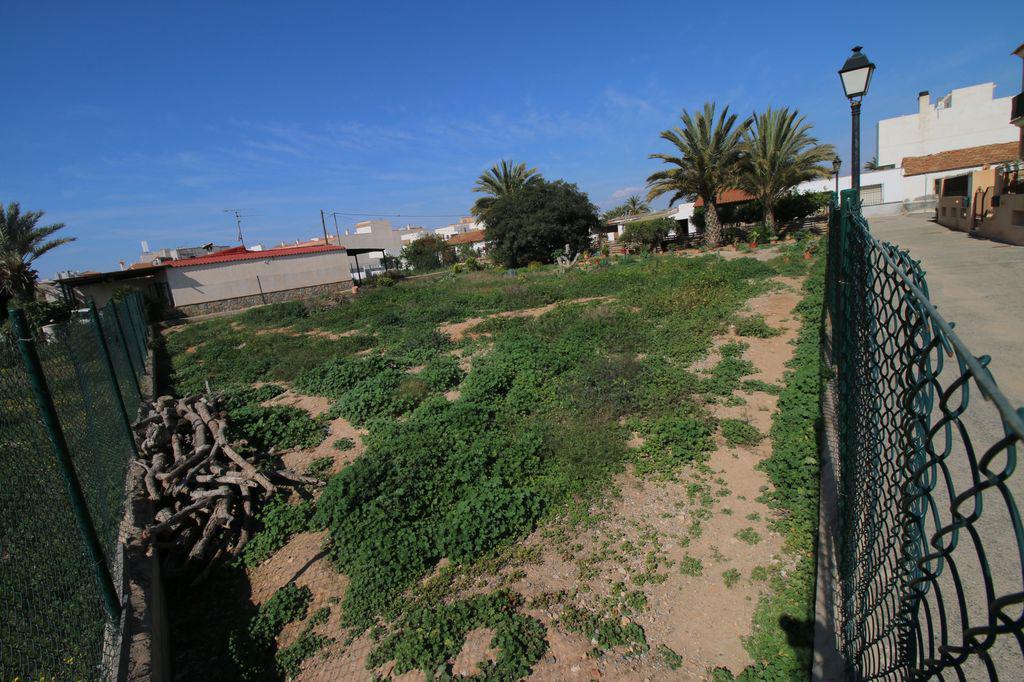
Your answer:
[877,84,1018,168]
[435,217,482,240]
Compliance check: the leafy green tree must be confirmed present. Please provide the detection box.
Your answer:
[737,108,835,230]
[646,102,749,248]
[471,160,542,217]
[484,180,599,268]
[400,234,453,271]
[1,202,76,304]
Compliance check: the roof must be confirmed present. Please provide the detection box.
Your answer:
[447,229,487,245]
[167,244,346,268]
[902,142,1020,176]
[694,189,756,207]
[56,265,165,286]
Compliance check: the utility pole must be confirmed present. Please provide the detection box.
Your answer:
[331,212,342,245]
[320,209,330,244]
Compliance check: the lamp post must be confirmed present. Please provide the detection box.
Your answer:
[832,155,842,195]
[839,46,876,193]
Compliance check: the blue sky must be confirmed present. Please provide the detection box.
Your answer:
[2,1,1021,276]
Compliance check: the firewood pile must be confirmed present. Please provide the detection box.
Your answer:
[129,393,320,582]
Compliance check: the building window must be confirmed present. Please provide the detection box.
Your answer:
[860,184,883,206]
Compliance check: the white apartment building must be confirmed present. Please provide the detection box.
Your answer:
[877,84,1019,168]
[435,216,482,240]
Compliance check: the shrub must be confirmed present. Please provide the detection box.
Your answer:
[305,456,334,479]
[294,354,395,401]
[720,419,763,447]
[735,527,762,545]
[367,591,547,679]
[620,217,674,251]
[418,355,464,391]
[229,583,312,680]
[226,404,326,452]
[734,314,781,338]
[241,496,316,567]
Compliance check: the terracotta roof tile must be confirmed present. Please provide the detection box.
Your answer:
[167,244,346,268]
[447,229,486,245]
[902,142,1019,176]
[693,189,756,207]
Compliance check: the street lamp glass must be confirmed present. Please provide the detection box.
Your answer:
[839,46,875,99]
[832,156,842,174]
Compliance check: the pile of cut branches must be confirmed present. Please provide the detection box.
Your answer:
[129,393,320,583]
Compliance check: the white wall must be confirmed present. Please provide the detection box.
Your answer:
[166,250,351,306]
[877,84,1018,167]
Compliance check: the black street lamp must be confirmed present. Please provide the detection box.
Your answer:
[839,46,876,193]
[832,155,842,195]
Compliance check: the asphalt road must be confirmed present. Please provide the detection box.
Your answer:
[869,214,1024,406]
[864,213,1024,677]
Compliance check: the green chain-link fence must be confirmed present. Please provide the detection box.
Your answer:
[1,292,149,680]
[827,190,1024,679]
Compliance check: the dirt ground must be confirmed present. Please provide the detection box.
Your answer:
[231,276,805,681]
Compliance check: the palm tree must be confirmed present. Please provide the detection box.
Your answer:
[646,102,749,247]
[623,195,650,215]
[471,160,542,217]
[737,107,836,230]
[864,155,879,171]
[0,202,76,303]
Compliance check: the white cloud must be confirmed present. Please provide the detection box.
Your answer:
[610,186,644,201]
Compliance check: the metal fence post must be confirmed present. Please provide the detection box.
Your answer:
[8,307,122,620]
[88,301,139,458]
[111,300,144,400]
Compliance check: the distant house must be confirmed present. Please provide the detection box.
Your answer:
[164,244,352,316]
[447,228,488,254]
[435,217,482,241]
[600,207,697,244]
[58,244,353,317]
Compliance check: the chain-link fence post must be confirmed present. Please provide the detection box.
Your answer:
[8,307,122,621]
[88,301,140,458]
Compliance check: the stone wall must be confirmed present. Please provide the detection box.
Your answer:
[170,280,353,318]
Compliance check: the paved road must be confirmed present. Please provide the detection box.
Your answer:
[865,213,1024,677]
[869,214,1024,406]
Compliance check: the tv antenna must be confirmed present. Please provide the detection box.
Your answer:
[223,209,258,246]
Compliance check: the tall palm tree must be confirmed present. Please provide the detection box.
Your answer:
[738,108,836,230]
[646,102,749,247]
[471,160,542,217]
[0,202,76,303]
[623,195,650,215]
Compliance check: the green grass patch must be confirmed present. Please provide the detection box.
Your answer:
[720,419,763,447]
